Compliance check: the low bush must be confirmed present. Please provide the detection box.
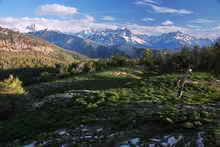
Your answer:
[0,75,25,95]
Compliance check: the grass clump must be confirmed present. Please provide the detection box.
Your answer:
[0,75,26,95]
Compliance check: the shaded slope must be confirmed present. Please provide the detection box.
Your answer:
[29,30,125,58]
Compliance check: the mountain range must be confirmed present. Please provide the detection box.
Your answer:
[29,30,125,58]
[29,27,214,58]
[76,28,213,50]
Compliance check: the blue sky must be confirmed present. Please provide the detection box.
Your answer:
[0,0,220,38]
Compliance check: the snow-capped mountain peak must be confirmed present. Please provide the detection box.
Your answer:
[76,27,146,47]
[148,31,213,49]
[165,31,194,41]
[28,28,214,58]
[76,28,213,51]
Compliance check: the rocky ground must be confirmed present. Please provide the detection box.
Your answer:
[215,102,220,146]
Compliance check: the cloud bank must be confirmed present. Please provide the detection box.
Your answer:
[102,16,115,21]
[162,20,174,25]
[135,0,193,15]
[0,17,117,33]
[0,1,219,40]
[0,16,219,39]
[36,4,78,16]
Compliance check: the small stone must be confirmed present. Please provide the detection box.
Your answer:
[194,121,203,126]
[23,141,37,147]
[149,144,156,147]
[182,122,194,129]
[129,138,140,145]
[97,128,103,132]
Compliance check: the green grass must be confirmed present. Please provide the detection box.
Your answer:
[72,67,143,80]
[0,67,219,145]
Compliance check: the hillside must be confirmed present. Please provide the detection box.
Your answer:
[0,27,85,69]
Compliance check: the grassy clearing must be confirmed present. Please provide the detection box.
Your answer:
[0,67,219,145]
[72,67,143,80]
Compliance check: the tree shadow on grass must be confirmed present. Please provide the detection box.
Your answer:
[0,67,55,86]
[27,75,137,99]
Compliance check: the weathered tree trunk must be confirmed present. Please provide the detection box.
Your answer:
[177,68,192,99]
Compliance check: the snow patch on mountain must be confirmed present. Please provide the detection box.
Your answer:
[28,27,214,58]
[131,36,146,44]
[76,28,213,50]
[76,27,148,47]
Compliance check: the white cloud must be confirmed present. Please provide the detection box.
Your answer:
[186,25,202,32]
[0,16,220,39]
[191,30,220,39]
[36,4,78,16]
[186,25,220,39]
[142,17,155,22]
[162,20,174,25]
[135,0,192,15]
[149,4,192,14]
[125,24,190,36]
[126,24,220,39]
[83,15,96,23]
[215,26,220,30]
[192,18,215,24]
[0,16,187,37]
[186,25,204,32]
[102,16,115,21]
[0,16,117,33]
[187,25,200,28]
[135,0,159,5]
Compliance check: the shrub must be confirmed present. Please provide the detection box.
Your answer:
[40,72,52,82]
[0,75,26,120]
[83,61,96,73]
[109,56,131,67]
[55,63,69,73]
[0,75,25,95]
[94,60,108,71]
[68,62,85,74]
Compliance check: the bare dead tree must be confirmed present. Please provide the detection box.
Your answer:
[177,68,193,99]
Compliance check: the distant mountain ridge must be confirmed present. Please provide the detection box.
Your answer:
[147,31,213,49]
[76,28,146,47]
[76,28,213,49]
[29,30,125,58]
[29,27,214,58]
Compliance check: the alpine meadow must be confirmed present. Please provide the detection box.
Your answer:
[0,0,220,146]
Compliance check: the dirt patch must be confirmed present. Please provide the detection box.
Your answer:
[112,72,129,76]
